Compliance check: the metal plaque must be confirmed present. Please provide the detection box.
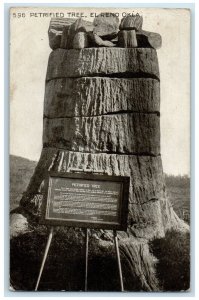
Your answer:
[41,172,130,230]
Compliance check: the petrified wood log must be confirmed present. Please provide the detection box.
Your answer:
[118,16,161,49]
[137,30,162,49]
[72,32,88,49]
[44,78,160,117]
[49,17,93,50]
[118,30,138,48]
[93,14,119,39]
[43,114,160,155]
[60,18,93,49]
[59,25,70,49]
[46,48,160,80]
[119,15,143,31]
[88,32,116,47]
[48,18,74,50]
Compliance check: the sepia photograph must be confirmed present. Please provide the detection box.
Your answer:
[9,5,191,293]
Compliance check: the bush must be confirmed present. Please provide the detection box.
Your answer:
[149,230,190,291]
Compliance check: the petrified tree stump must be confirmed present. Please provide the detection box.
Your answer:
[11,35,188,291]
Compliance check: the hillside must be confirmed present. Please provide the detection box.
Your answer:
[10,155,37,211]
[9,155,190,221]
[165,174,190,224]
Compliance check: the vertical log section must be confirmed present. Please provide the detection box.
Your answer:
[44,78,160,117]
[46,48,160,80]
[13,47,188,291]
[43,114,160,155]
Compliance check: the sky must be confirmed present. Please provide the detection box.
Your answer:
[10,7,190,175]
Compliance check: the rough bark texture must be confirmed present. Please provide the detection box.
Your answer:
[44,78,160,118]
[46,48,160,80]
[119,237,158,291]
[11,45,188,291]
[43,114,160,155]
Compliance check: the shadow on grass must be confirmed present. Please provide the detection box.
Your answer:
[10,228,121,291]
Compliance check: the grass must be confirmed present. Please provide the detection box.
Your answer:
[150,230,190,291]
